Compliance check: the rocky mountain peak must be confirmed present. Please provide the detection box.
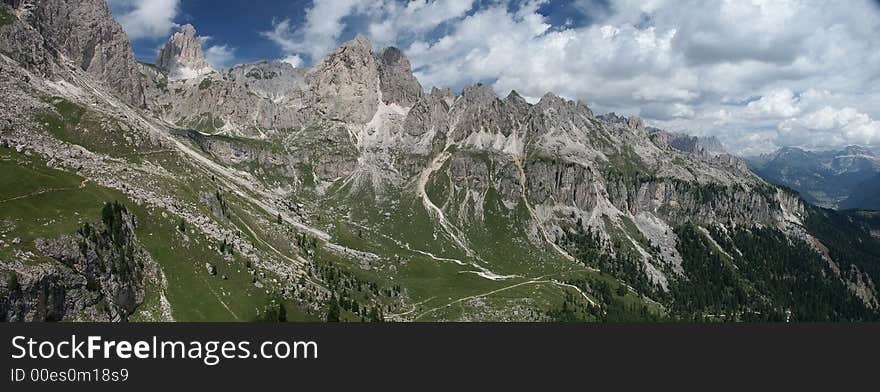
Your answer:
[504,90,527,105]
[323,34,375,67]
[460,83,498,103]
[536,92,565,106]
[377,46,405,63]
[655,130,726,156]
[526,92,596,140]
[534,93,592,119]
[429,87,454,100]
[308,34,380,123]
[598,112,644,132]
[773,146,810,161]
[597,112,626,124]
[575,100,594,119]
[344,34,373,52]
[377,46,422,107]
[1,0,146,106]
[750,145,880,208]
[156,23,213,80]
[627,115,645,132]
[498,91,531,137]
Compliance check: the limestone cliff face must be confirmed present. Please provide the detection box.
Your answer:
[148,35,399,137]
[0,1,53,76]
[648,128,725,157]
[433,91,791,227]
[376,80,805,289]
[156,24,214,80]
[153,61,317,137]
[307,35,380,124]
[377,46,422,107]
[403,87,452,139]
[142,32,452,143]
[150,25,315,137]
[447,84,531,142]
[0,0,146,107]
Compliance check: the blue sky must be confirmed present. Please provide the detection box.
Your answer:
[108,0,880,155]
[112,0,310,65]
[114,0,625,67]
[172,0,310,63]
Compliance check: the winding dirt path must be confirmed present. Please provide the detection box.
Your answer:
[0,179,88,204]
[412,279,553,320]
[410,274,601,321]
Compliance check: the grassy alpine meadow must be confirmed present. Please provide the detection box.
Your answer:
[0,146,312,321]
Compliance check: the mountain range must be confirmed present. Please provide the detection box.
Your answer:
[0,0,879,322]
[749,146,880,209]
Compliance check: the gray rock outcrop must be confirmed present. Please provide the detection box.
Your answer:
[0,204,150,321]
[148,34,407,135]
[156,24,214,80]
[1,0,146,107]
[308,35,380,124]
[152,60,316,137]
[653,130,725,156]
[377,46,422,107]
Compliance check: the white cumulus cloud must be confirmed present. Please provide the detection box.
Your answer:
[780,107,880,148]
[260,0,880,153]
[281,54,304,68]
[261,0,361,63]
[108,0,180,40]
[746,89,801,118]
[204,44,237,70]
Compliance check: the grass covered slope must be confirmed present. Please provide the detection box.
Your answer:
[0,146,312,321]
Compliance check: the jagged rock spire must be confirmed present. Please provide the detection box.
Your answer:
[156,24,214,80]
[377,46,422,107]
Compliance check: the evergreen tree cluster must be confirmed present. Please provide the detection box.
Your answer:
[558,224,659,297]
[93,201,139,282]
[309,258,396,322]
[547,277,661,322]
[670,224,877,321]
[805,208,880,293]
[556,213,879,322]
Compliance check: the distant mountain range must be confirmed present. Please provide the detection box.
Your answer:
[748,146,880,210]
